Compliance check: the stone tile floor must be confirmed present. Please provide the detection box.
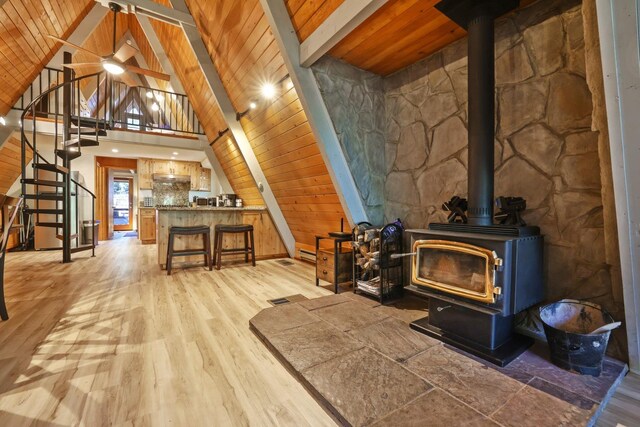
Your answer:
[250,293,627,427]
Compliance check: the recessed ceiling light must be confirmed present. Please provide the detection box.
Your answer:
[249,102,257,109]
[146,91,154,99]
[172,152,178,155]
[171,156,177,160]
[103,60,124,75]
[112,148,119,153]
[286,80,294,90]
[261,83,276,99]
[151,103,159,112]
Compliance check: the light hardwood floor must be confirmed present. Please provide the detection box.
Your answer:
[596,372,640,427]
[0,237,336,426]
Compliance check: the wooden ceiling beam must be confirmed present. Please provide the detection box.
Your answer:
[169,0,296,256]
[299,0,388,67]
[134,13,233,194]
[259,0,370,226]
[111,0,196,27]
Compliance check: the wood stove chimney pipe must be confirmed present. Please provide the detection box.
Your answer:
[435,0,519,226]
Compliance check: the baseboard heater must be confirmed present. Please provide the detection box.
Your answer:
[298,248,316,263]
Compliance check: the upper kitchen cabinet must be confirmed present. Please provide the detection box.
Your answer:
[199,168,211,192]
[189,163,200,191]
[153,160,170,174]
[138,159,153,190]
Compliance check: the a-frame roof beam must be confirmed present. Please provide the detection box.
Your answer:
[169,0,296,256]
[100,0,196,27]
[134,13,233,194]
[299,0,389,67]
[260,0,370,226]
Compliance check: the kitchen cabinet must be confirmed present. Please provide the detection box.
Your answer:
[176,162,191,176]
[139,159,212,191]
[138,159,153,190]
[153,160,170,174]
[139,208,156,244]
[199,168,211,191]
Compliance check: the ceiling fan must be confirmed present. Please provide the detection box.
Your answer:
[48,2,170,86]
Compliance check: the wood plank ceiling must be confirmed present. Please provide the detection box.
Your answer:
[0,0,94,115]
[287,0,467,76]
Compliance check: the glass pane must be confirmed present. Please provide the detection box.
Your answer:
[113,181,130,226]
[417,247,487,294]
[113,209,130,226]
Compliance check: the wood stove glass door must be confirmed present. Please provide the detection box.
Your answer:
[411,240,501,304]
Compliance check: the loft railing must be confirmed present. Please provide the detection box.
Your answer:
[13,67,64,115]
[13,66,204,136]
[109,81,203,135]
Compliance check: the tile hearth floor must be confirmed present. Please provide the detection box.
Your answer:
[250,293,627,427]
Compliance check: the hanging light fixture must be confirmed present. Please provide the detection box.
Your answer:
[151,102,160,112]
[146,91,154,99]
[103,60,125,75]
[249,102,257,109]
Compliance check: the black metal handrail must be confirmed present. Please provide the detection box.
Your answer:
[109,81,203,135]
[20,67,98,261]
[12,67,64,113]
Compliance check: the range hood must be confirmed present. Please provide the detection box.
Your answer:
[152,173,191,183]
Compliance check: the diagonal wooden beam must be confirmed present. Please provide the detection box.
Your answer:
[259,0,370,226]
[299,0,388,67]
[134,14,234,195]
[95,0,196,27]
[169,0,296,256]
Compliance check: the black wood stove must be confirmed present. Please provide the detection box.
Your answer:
[405,0,544,366]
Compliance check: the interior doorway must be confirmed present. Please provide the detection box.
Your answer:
[95,156,138,240]
[113,177,133,231]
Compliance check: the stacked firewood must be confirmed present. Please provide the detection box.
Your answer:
[353,224,381,281]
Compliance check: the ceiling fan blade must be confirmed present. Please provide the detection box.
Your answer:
[114,40,139,63]
[48,35,105,60]
[118,72,139,87]
[62,63,105,75]
[125,64,171,82]
[62,62,102,68]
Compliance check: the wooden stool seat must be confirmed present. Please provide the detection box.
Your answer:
[213,223,256,270]
[214,224,254,233]
[166,225,212,275]
[170,225,210,234]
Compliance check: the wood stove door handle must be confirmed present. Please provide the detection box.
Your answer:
[390,252,416,259]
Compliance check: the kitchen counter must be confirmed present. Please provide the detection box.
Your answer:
[155,206,267,211]
[156,206,286,268]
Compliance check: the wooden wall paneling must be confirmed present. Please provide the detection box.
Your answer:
[286,0,345,42]
[0,0,94,115]
[328,0,467,75]
[0,136,32,195]
[211,136,264,207]
[239,84,348,248]
[149,18,228,140]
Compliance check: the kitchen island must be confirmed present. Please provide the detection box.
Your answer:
[156,206,288,269]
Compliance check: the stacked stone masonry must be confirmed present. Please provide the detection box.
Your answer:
[313,0,625,359]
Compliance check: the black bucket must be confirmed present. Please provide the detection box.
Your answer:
[539,299,614,376]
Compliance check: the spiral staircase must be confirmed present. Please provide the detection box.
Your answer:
[19,60,103,263]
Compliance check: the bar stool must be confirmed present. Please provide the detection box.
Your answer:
[213,224,256,270]
[166,225,212,275]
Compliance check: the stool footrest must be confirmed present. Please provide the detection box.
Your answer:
[171,249,208,256]
[220,248,253,254]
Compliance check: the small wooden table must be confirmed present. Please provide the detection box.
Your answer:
[315,234,352,294]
